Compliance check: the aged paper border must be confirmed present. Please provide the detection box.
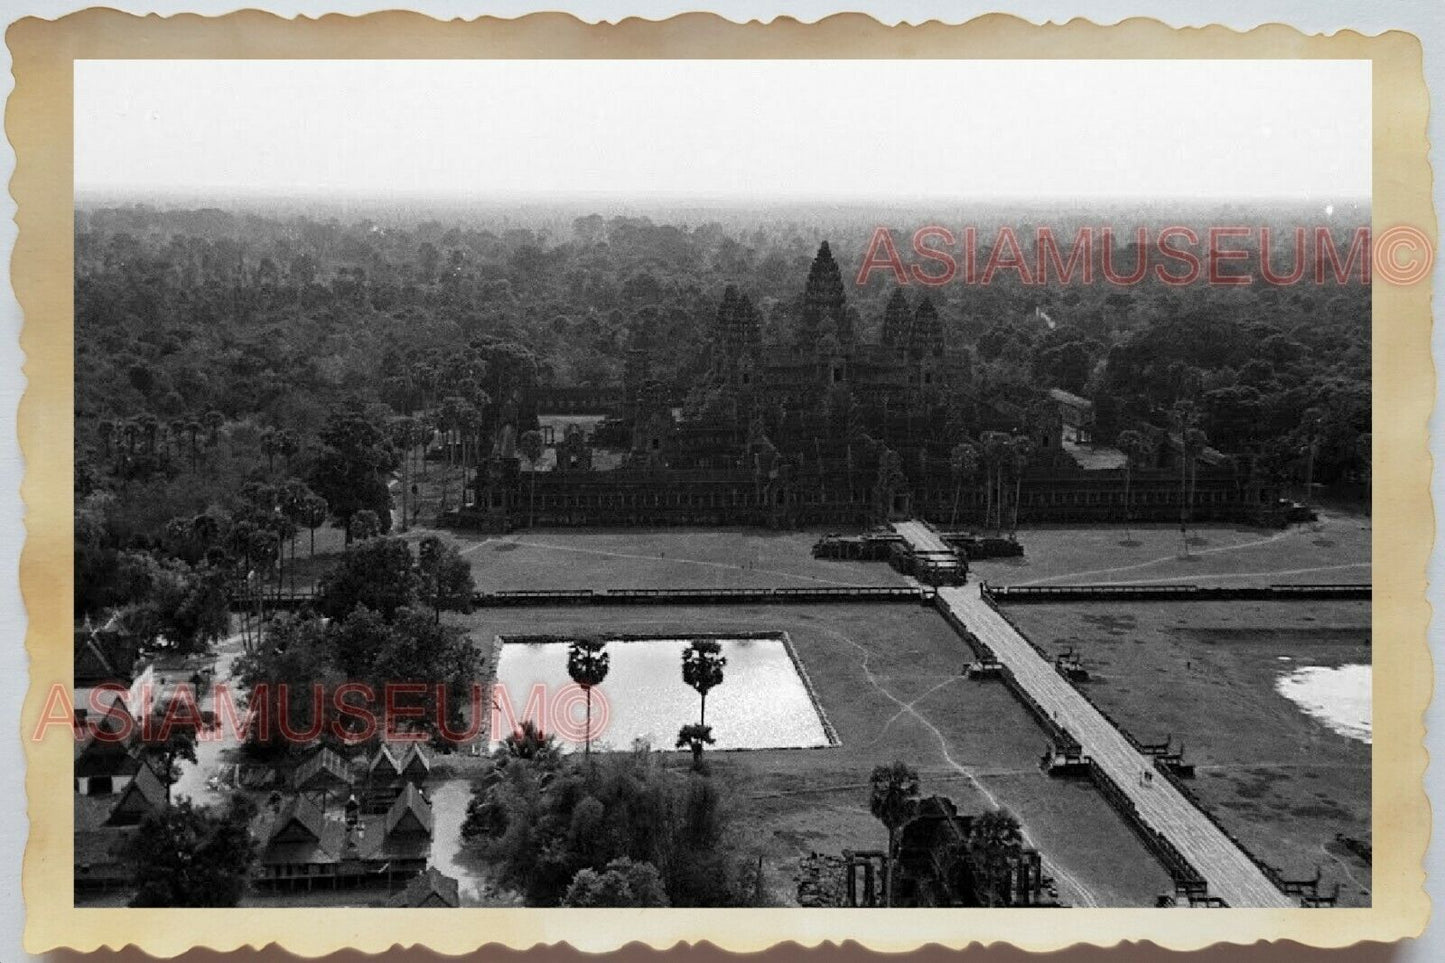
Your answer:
[10,9,1433,956]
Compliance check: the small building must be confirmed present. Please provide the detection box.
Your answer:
[75,797,137,894]
[1048,388,1094,444]
[367,743,401,782]
[362,743,431,813]
[106,763,168,827]
[293,747,354,800]
[387,866,460,908]
[74,732,142,796]
[362,784,433,874]
[397,744,432,784]
[74,619,140,689]
[254,785,435,891]
[255,794,345,887]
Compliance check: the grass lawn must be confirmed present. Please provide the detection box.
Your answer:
[281,503,1370,599]
[445,529,913,592]
[452,603,1174,907]
[1004,599,1371,905]
[970,509,1370,588]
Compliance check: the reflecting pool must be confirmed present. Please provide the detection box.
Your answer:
[492,635,832,751]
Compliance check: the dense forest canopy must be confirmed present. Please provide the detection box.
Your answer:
[75,196,1369,620]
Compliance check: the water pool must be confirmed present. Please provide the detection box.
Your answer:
[492,635,832,752]
[1275,663,1372,745]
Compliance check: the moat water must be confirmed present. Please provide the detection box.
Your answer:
[492,636,832,752]
[1275,663,1372,744]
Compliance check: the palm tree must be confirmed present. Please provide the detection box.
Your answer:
[277,428,300,470]
[1300,406,1327,506]
[279,479,313,594]
[980,432,1009,532]
[457,401,484,506]
[1115,429,1146,542]
[201,409,224,450]
[298,492,329,557]
[246,527,279,630]
[190,512,220,550]
[435,396,471,512]
[168,418,188,464]
[184,420,202,472]
[681,639,727,726]
[1169,401,1200,553]
[868,760,920,907]
[137,413,159,457]
[267,511,297,602]
[388,417,420,532]
[260,427,279,473]
[1183,425,1208,548]
[1009,436,1035,536]
[566,638,610,757]
[949,441,979,527]
[519,429,545,527]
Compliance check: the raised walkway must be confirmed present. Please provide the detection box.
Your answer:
[937,581,1293,908]
[892,519,952,553]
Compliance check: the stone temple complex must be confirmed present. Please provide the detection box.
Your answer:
[455,242,1286,532]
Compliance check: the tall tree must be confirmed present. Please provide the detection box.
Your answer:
[139,706,200,805]
[681,639,727,727]
[309,405,398,545]
[127,797,257,907]
[297,492,329,558]
[1009,436,1035,536]
[980,432,1010,532]
[387,416,422,533]
[1169,401,1201,553]
[519,429,545,527]
[966,808,1025,907]
[948,441,980,527]
[1115,429,1147,542]
[416,535,475,624]
[868,760,920,907]
[567,638,610,757]
[315,537,419,621]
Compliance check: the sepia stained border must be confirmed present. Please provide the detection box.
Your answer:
[8,9,1433,956]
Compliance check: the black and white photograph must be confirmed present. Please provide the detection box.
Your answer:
[68,55,1374,915]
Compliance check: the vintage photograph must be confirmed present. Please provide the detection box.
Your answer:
[69,56,1373,912]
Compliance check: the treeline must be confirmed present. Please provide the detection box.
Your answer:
[75,202,1370,625]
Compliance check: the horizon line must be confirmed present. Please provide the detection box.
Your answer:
[75,185,1373,206]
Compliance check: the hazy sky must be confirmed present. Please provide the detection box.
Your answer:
[75,59,1370,200]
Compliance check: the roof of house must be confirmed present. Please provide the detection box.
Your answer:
[398,744,432,777]
[386,867,460,908]
[106,763,167,825]
[269,794,326,841]
[293,748,354,791]
[74,625,141,687]
[1048,388,1093,410]
[78,687,138,739]
[257,794,346,867]
[384,783,434,839]
[75,734,142,778]
[368,743,401,778]
[74,634,120,685]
